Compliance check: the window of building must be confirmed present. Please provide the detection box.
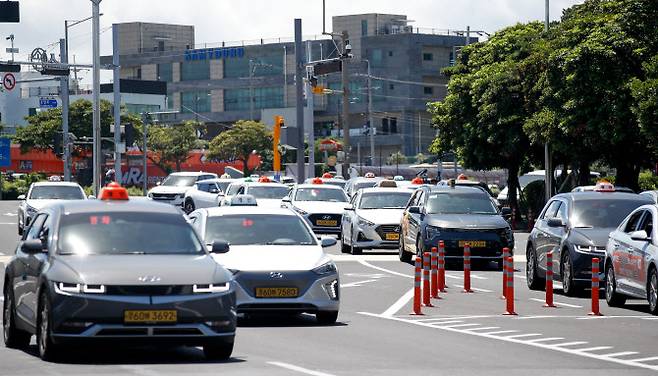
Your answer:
[449,51,455,66]
[157,63,172,82]
[361,20,368,36]
[181,60,210,81]
[389,83,395,90]
[181,91,211,113]
[28,108,37,116]
[372,49,383,65]
[390,118,398,134]
[125,104,161,115]
[423,53,433,61]
[224,53,282,79]
[424,86,434,95]
[224,87,283,112]
[388,51,393,57]
[382,118,389,134]
[166,94,174,109]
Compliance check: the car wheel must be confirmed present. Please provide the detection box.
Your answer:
[316,311,339,325]
[17,214,23,236]
[399,237,411,263]
[3,288,31,349]
[350,233,362,255]
[648,268,658,315]
[37,292,60,361]
[184,199,195,214]
[203,339,234,360]
[340,231,350,254]
[605,263,626,307]
[561,251,578,296]
[526,246,544,290]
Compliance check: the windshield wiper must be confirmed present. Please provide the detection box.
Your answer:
[574,225,593,229]
[116,251,146,255]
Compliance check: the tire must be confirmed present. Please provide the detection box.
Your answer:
[605,263,626,307]
[183,199,195,214]
[496,259,504,271]
[350,228,362,255]
[203,340,234,360]
[340,231,350,253]
[37,292,61,362]
[17,214,23,236]
[561,251,579,297]
[399,237,411,263]
[316,311,339,325]
[648,268,658,315]
[526,246,544,290]
[3,288,31,349]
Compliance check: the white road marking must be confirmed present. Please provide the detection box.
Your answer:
[344,273,386,278]
[381,288,415,317]
[2,213,17,217]
[576,346,614,352]
[340,279,378,288]
[415,315,492,322]
[529,298,583,308]
[445,273,487,280]
[465,326,500,332]
[600,351,639,358]
[527,337,565,343]
[425,320,464,325]
[439,323,481,329]
[331,254,398,262]
[0,222,16,225]
[357,260,412,279]
[630,356,658,363]
[268,361,336,376]
[515,274,527,280]
[552,341,589,348]
[453,285,493,293]
[480,330,519,335]
[505,333,543,339]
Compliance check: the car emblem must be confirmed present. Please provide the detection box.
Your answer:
[394,226,400,232]
[322,215,332,220]
[269,272,284,279]
[137,275,161,283]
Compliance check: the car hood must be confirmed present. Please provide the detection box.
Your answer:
[211,245,329,272]
[148,185,191,195]
[50,254,229,285]
[569,228,615,247]
[356,208,405,224]
[293,201,347,215]
[256,198,284,209]
[426,214,509,229]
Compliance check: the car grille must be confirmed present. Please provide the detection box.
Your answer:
[438,228,508,258]
[376,224,401,239]
[151,193,178,200]
[105,285,193,296]
[308,213,342,227]
[235,271,315,298]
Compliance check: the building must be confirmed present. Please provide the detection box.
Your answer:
[102,15,476,164]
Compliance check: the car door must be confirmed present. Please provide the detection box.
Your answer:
[25,213,52,318]
[402,190,421,252]
[614,210,645,290]
[14,213,47,327]
[342,192,359,242]
[532,200,561,263]
[546,200,569,268]
[626,210,654,295]
[197,183,220,207]
[407,190,426,253]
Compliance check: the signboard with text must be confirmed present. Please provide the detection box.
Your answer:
[39,98,58,108]
[0,138,11,167]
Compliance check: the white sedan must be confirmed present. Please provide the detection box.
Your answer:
[182,178,225,214]
[283,184,349,235]
[188,205,340,324]
[17,182,86,235]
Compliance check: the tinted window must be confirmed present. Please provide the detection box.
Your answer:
[58,212,203,255]
[572,199,648,228]
[25,214,47,241]
[354,181,377,192]
[556,202,568,222]
[29,186,84,200]
[324,181,346,189]
[161,175,196,187]
[426,192,498,215]
[640,212,653,237]
[205,215,316,246]
[226,184,242,195]
[247,186,289,199]
[360,192,412,209]
[542,201,561,220]
[295,188,347,202]
[624,211,644,233]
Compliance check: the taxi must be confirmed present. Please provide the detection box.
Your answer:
[283,178,349,235]
[188,197,340,324]
[3,183,236,361]
[222,176,290,208]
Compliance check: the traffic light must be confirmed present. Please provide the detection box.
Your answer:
[0,2,19,23]
[0,63,20,72]
[53,132,63,157]
[124,123,135,147]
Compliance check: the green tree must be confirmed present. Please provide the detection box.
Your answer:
[415,153,427,164]
[207,120,272,175]
[387,151,406,165]
[631,55,658,159]
[138,121,201,173]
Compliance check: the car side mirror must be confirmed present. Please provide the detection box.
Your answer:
[547,218,565,228]
[282,197,291,203]
[344,205,354,211]
[17,194,26,200]
[211,240,230,254]
[156,181,162,186]
[87,195,96,200]
[408,206,421,214]
[321,238,337,248]
[501,207,512,218]
[631,230,650,242]
[21,239,45,254]
[209,188,220,194]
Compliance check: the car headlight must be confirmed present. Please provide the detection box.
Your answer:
[178,193,185,198]
[193,283,231,293]
[357,216,375,227]
[54,282,105,295]
[26,205,37,215]
[574,245,605,254]
[312,262,337,275]
[293,206,308,216]
[426,225,442,239]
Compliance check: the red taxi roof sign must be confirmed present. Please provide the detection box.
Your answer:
[457,174,469,181]
[322,172,333,179]
[99,182,129,201]
[595,180,615,192]
[258,176,272,183]
[311,177,324,184]
[411,177,424,185]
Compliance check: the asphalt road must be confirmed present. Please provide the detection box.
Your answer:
[1,200,658,375]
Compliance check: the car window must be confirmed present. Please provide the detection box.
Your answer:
[360,192,412,209]
[542,200,561,220]
[161,175,196,187]
[624,211,645,233]
[39,214,53,248]
[294,188,347,202]
[409,191,420,207]
[639,212,653,238]
[198,175,215,181]
[24,214,47,241]
[572,199,648,228]
[556,202,568,222]
[226,184,241,195]
[247,186,289,199]
[426,192,498,215]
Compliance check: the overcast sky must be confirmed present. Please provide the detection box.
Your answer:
[0,0,583,83]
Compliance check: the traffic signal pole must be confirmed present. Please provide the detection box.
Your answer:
[294,19,306,183]
[59,39,71,182]
[112,24,122,184]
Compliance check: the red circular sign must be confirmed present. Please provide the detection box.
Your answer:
[2,73,16,91]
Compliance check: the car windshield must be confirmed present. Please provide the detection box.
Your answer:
[58,212,203,255]
[248,186,289,199]
[29,186,84,200]
[295,188,347,202]
[571,199,648,228]
[205,215,316,246]
[217,181,232,193]
[360,192,412,209]
[426,193,498,215]
[161,175,197,187]
[353,181,377,192]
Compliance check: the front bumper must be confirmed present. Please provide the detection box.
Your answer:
[48,287,236,345]
[352,223,400,250]
[233,271,339,313]
[570,250,605,283]
[149,195,184,206]
[425,230,514,260]
[303,214,342,234]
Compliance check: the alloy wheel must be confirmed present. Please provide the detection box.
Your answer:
[650,272,658,312]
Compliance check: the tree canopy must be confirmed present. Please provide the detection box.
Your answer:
[207,120,271,175]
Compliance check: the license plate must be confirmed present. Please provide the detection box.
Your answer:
[459,240,486,248]
[385,233,400,241]
[124,310,177,324]
[316,219,337,227]
[255,287,299,298]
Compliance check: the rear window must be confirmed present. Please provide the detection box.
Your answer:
[359,192,412,209]
[205,215,316,246]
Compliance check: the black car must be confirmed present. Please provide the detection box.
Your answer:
[526,190,652,295]
[399,185,514,268]
[3,184,236,361]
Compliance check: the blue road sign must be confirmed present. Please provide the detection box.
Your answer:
[0,138,10,167]
[39,98,58,108]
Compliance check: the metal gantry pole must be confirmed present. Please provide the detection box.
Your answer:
[142,112,149,196]
[294,19,305,183]
[341,31,350,177]
[366,59,374,166]
[306,41,315,178]
[91,0,102,195]
[544,0,552,201]
[59,39,71,182]
[112,24,122,184]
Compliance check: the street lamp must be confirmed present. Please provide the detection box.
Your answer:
[362,59,374,168]
[544,0,552,202]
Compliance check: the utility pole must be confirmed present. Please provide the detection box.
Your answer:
[305,41,315,178]
[142,112,149,196]
[112,24,122,184]
[249,59,254,121]
[341,30,350,177]
[294,19,305,182]
[6,34,15,62]
[544,0,552,201]
[91,0,102,195]
[283,46,288,106]
[465,25,471,45]
[59,39,71,182]
[365,59,374,167]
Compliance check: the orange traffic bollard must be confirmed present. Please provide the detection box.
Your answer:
[423,252,433,307]
[544,250,556,308]
[589,257,602,316]
[503,256,517,315]
[463,244,473,293]
[501,247,510,299]
[438,241,446,292]
[411,256,423,315]
[431,247,440,299]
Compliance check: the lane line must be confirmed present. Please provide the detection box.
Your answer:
[600,351,640,358]
[480,330,519,335]
[629,356,658,363]
[529,298,583,308]
[552,341,588,348]
[424,320,464,325]
[527,337,565,343]
[340,279,378,288]
[0,222,16,225]
[381,288,414,317]
[576,346,614,352]
[267,362,336,376]
[505,333,543,339]
[453,285,493,293]
[358,260,412,279]
[439,323,481,329]
[465,327,500,332]
[415,315,492,322]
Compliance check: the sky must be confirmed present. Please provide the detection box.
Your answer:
[0,0,584,83]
